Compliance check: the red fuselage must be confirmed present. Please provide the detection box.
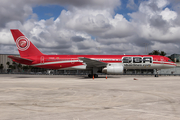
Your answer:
[18,55,176,70]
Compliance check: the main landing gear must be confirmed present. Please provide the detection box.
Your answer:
[88,68,99,78]
[88,74,98,78]
[154,69,159,77]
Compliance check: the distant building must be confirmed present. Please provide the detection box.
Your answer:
[0,54,19,70]
[171,54,180,62]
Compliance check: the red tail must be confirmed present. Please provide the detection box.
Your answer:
[11,29,43,57]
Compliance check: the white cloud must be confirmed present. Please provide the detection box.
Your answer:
[0,0,180,56]
[0,29,13,44]
[160,8,177,22]
[64,9,112,35]
[0,1,33,28]
[156,0,169,8]
[126,0,138,10]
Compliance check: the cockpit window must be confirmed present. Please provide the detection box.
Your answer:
[168,59,172,62]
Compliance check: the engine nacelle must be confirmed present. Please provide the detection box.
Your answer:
[102,63,124,74]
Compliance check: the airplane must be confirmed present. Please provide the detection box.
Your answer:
[8,29,176,78]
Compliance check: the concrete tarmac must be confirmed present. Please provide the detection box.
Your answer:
[0,74,180,120]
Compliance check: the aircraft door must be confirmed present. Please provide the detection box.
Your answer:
[71,58,75,64]
[40,56,44,64]
[161,57,164,64]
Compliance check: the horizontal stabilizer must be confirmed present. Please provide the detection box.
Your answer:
[8,55,34,65]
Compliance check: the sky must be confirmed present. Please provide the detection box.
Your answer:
[0,0,180,56]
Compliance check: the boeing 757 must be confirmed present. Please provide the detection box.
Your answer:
[8,29,176,77]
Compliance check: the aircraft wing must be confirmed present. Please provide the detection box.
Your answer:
[78,57,107,67]
[8,55,34,65]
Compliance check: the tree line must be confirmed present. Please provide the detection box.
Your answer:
[0,61,45,73]
[148,50,178,62]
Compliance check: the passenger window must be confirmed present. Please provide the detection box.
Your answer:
[123,57,132,63]
[133,57,142,63]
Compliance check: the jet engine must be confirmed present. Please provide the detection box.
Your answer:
[102,63,124,74]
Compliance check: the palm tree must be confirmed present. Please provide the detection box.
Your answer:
[6,61,10,68]
[160,51,166,56]
[9,65,13,69]
[148,50,166,56]
[148,50,160,55]
[17,63,22,72]
[0,64,3,69]
[168,56,174,62]
[0,64,3,73]
[23,66,29,72]
[12,62,17,70]
[177,59,179,63]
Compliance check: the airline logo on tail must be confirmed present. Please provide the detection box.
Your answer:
[16,36,30,51]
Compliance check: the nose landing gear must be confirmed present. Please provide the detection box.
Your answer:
[155,69,159,77]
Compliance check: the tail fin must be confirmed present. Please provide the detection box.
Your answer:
[10,29,44,57]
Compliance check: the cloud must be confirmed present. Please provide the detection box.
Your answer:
[129,0,180,43]
[0,1,33,28]
[100,14,135,39]
[62,9,112,34]
[0,0,180,56]
[0,0,121,28]
[160,8,177,22]
[71,36,85,42]
[156,0,169,8]
[35,0,121,10]
[126,0,138,10]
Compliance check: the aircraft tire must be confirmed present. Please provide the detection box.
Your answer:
[94,74,98,78]
[88,74,98,78]
[155,74,159,77]
[88,74,93,78]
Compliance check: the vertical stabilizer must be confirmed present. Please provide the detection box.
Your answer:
[10,29,43,57]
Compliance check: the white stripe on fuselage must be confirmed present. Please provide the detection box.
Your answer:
[32,60,80,66]
[58,65,87,70]
[32,60,175,69]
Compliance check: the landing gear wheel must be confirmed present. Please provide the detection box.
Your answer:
[155,74,159,77]
[88,74,93,78]
[94,74,98,78]
[154,69,159,77]
[88,74,98,78]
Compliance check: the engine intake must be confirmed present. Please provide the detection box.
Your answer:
[102,63,124,74]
